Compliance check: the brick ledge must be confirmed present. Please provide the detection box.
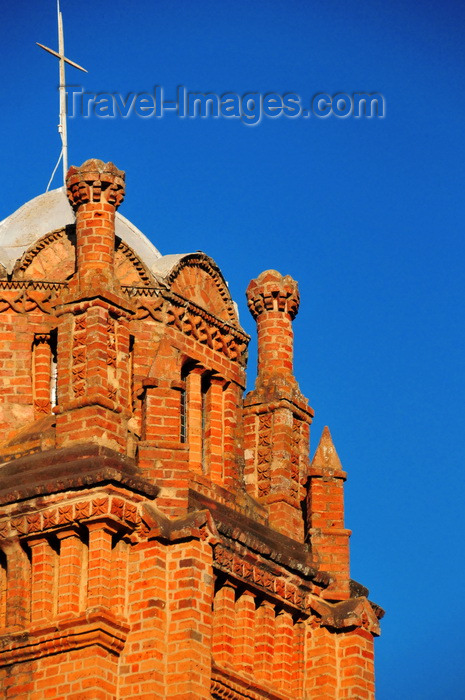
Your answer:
[0,609,129,665]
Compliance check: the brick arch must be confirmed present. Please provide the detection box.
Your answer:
[167,255,239,326]
[12,227,155,286]
[114,238,154,286]
[14,227,76,281]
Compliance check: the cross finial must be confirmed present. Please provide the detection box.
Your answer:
[37,0,87,187]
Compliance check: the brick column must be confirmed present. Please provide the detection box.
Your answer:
[29,536,55,623]
[186,367,203,474]
[57,527,84,616]
[206,375,224,485]
[141,379,183,445]
[292,620,305,695]
[338,629,375,699]
[33,334,51,418]
[111,537,128,617]
[222,381,242,490]
[212,579,236,668]
[233,589,255,676]
[138,378,190,516]
[165,539,213,698]
[86,522,115,611]
[254,598,275,684]
[4,540,30,629]
[273,608,294,690]
[303,623,338,700]
[117,541,167,698]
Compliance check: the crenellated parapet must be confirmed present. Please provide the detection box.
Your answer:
[66,159,125,210]
[66,159,125,293]
[247,269,300,320]
[246,270,300,389]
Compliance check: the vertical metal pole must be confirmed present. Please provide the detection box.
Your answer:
[57,1,68,183]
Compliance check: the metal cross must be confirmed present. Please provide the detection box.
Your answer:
[37,0,87,185]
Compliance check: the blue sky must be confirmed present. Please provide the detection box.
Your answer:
[2,1,465,697]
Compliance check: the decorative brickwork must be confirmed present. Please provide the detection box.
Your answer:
[0,158,382,699]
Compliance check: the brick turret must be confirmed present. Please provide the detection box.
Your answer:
[246,270,299,392]
[244,270,314,541]
[54,159,133,452]
[67,159,125,290]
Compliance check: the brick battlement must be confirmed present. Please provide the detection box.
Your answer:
[0,159,382,699]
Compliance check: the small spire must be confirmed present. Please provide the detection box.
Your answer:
[311,426,343,471]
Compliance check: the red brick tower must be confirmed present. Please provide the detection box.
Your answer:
[0,159,383,699]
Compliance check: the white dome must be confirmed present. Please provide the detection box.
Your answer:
[0,187,162,274]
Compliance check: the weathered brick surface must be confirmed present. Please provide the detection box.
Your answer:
[0,158,382,698]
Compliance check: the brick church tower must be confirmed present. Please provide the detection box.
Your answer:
[0,159,382,699]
